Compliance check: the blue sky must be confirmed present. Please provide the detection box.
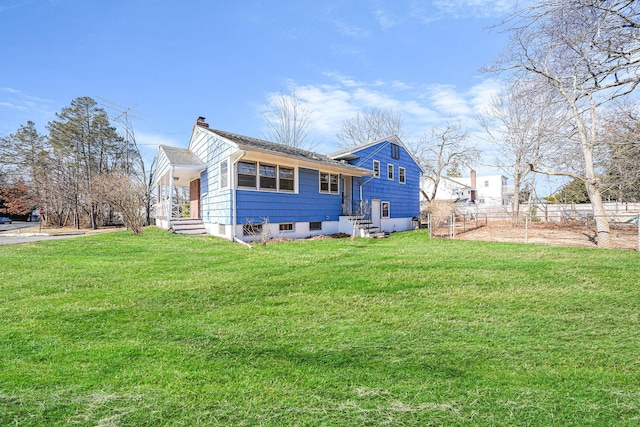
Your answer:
[1,0,530,179]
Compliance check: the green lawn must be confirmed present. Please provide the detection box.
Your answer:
[1,228,639,426]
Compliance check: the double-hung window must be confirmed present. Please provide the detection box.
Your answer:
[320,172,339,194]
[399,167,406,184]
[259,164,277,190]
[237,161,257,188]
[381,201,390,218]
[373,160,380,178]
[279,167,294,191]
[387,164,394,181]
[237,161,296,192]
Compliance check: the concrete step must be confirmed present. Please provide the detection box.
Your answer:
[171,219,207,235]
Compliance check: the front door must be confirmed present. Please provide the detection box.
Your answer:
[341,177,352,215]
[190,179,201,219]
[371,199,381,229]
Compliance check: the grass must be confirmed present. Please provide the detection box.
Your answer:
[0,228,639,426]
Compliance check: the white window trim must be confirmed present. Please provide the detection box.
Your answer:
[399,167,406,184]
[279,223,294,232]
[387,164,394,181]
[319,171,340,194]
[373,160,380,178]
[278,166,296,193]
[237,161,257,189]
[219,159,229,190]
[236,161,297,193]
[258,163,278,192]
[381,201,390,218]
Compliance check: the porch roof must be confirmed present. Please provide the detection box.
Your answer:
[158,145,206,185]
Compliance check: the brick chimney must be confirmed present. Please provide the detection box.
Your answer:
[470,170,477,202]
[196,116,209,128]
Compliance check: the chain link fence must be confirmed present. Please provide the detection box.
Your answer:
[425,202,640,251]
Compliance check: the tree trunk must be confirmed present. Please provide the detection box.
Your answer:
[512,174,521,225]
[585,181,611,248]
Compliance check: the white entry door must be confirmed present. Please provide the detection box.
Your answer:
[371,199,381,229]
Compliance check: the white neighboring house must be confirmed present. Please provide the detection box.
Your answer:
[421,171,513,207]
[421,175,474,203]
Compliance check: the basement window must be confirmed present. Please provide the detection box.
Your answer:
[242,223,262,236]
[309,221,322,231]
[279,223,294,232]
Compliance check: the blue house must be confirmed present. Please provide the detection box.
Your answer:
[155,117,423,241]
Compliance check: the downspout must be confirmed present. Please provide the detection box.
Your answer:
[359,175,375,201]
[230,150,246,241]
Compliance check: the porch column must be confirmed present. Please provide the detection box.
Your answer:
[168,166,174,228]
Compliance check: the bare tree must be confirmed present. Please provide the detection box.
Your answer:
[479,79,566,220]
[600,102,640,201]
[411,122,479,202]
[495,0,640,248]
[103,105,157,226]
[263,87,316,150]
[94,173,146,235]
[336,107,403,148]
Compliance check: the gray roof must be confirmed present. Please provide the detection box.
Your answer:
[210,129,370,174]
[160,145,205,166]
[328,135,401,159]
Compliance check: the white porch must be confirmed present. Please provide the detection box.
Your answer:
[155,145,206,230]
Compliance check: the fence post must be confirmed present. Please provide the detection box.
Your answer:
[525,213,529,244]
[451,214,456,239]
[637,213,639,252]
[428,213,432,239]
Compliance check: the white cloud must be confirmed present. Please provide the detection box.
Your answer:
[467,77,502,114]
[411,0,527,23]
[0,87,54,113]
[333,20,370,38]
[426,84,471,116]
[135,130,181,149]
[373,8,401,30]
[0,88,56,134]
[257,75,500,152]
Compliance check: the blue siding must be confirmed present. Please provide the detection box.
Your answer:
[349,140,421,218]
[192,132,235,225]
[236,167,343,224]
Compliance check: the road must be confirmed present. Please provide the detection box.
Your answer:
[0,221,86,246]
